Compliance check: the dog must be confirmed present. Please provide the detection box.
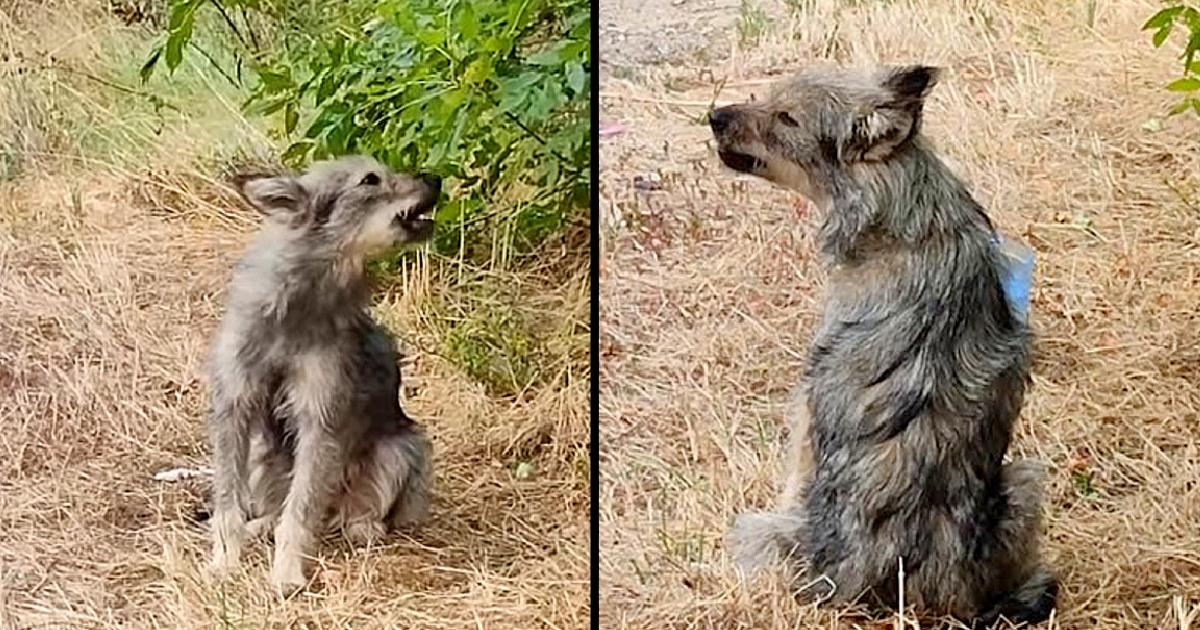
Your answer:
[205,155,439,594]
[710,65,1056,627]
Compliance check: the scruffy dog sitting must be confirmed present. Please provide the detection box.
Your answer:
[206,155,440,594]
[710,65,1056,627]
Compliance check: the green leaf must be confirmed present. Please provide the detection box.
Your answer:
[1143,6,1184,31]
[463,58,492,86]
[164,0,202,71]
[165,35,184,70]
[497,72,542,113]
[1168,99,1192,116]
[284,102,299,135]
[1185,7,1200,33]
[1153,25,1172,48]
[566,63,586,95]
[417,29,444,48]
[315,72,340,103]
[1165,77,1200,92]
[526,43,567,66]
[483,35,513,54]
[281,140,314,167]
[140,46,163,84]
[246,96,289,116]
[167,0,201,30]
[257,68,293,92]
[1184,30,1200,67]
[458,3,479,40]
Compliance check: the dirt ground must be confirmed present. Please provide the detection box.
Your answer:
[0,3,588,629]
[599,0,1200,628]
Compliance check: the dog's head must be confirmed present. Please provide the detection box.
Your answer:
[709,65,940,203]
[235,155,442,257]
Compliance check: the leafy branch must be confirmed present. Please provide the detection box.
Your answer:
[1144,3,1200,117]
[139,0,590,260]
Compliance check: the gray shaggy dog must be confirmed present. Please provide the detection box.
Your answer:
[206,155,440,594]
[710,65,1056,627]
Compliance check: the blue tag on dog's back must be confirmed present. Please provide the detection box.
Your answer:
[995,234,1034,323]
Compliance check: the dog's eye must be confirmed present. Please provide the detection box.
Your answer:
[359,173,380,186]
[776,111,799,127]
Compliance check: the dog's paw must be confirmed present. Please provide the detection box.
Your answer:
[207,547,241,578]
[343,520,386,547]
[269,553,308,597]
[244,515,278,540]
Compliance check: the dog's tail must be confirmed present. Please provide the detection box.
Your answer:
[726,509,807,576]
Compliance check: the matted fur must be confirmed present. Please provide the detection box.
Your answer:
[206,155,441,594]
[712,65,1056,627]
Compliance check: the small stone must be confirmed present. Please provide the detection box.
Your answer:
[515,461,536,480]
[633,174,663,191]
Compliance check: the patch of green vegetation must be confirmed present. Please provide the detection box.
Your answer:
[736,0,770,49]
[442,299,543,398]
[781,0,816,15]
[143,0,590,265]
[0,75,71,181]
[1071,470,1099,498]
[0,10,264,179]
[1143,3,1200,117]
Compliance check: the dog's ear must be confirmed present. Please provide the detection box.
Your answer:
[842,65,940,162]
[880,65,940,106]
[234,173,308,218]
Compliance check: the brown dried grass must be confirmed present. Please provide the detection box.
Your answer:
[0,4,588,629]
[599,0,1200,628]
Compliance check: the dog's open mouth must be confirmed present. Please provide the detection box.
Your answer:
[412,189,439,218]
[393,196,438,241]
[718,150,765,174]
[392,187,440,239]
[394,215,436,241]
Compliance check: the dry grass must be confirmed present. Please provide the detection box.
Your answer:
[0,3,588,629]
[599,0,1200,628]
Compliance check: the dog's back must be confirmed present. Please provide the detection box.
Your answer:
[712,66,1056,626]
[802,155,1039,618]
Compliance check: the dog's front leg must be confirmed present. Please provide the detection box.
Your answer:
[270,352,349,596]
[270,421,344,595]
[207,373,263,575]
[778,384,815,509]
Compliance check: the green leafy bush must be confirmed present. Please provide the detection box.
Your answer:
[1144,3,1200,117]
[142,0,590,261]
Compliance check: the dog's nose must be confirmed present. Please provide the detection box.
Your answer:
[708,108,733,134]
[420,173,442,196]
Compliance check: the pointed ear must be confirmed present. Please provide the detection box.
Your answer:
[233,173,307,216]
[842,65,941,162]
[880,65,940,106]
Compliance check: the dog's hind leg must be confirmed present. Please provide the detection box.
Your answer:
[386,427,432,528]
[973,460,1058,628]
[334,426,432,547]
[974,567,1058,629]
[207,375,264,575]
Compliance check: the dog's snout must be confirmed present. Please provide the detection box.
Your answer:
[709,108,733,134]
[420,173,442,196]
